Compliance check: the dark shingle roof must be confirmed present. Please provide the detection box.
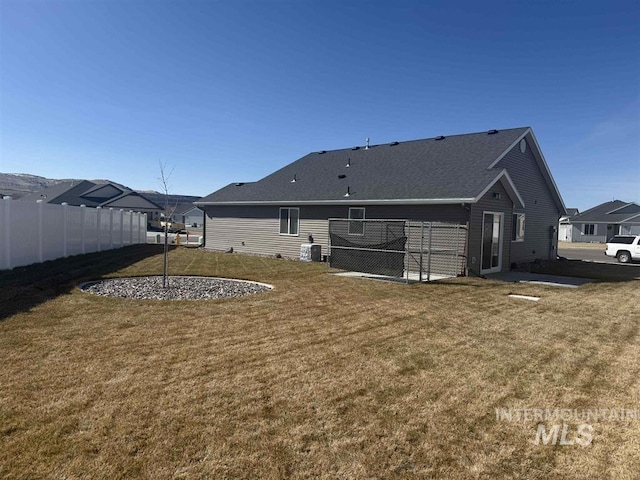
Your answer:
[19,180,162,211]
[197,128,530,204]
[565,208,579,216]
[570,201,640,224]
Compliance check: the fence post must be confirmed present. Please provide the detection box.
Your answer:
[109,208,114,249]
[427,222,433,282]
[62,203,68,258]
[129,210,134,245]
[2,197,11,270]
[419,222,424,282]
[119,209,124,247]
[80,204,86,254]
[96,206,102,252]
[455,225,460,276]
[36,200,44,263]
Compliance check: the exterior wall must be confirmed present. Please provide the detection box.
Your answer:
[184,210,204,227]
[468,181,513,276]
[558,223,572,242]
[496,140,562,263]
[621,224,640,235]
[570,223,638,243]
[204,204,469,259]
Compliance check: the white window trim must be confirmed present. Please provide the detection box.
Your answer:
[348,207,366,236]
[480,211,504,275]
[279,207,300,236]
[512,212,525,242]
[583,223,596,235]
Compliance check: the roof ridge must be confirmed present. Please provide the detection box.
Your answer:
[308,127,531,155]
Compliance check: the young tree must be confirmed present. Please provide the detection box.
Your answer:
[158,162,176,288]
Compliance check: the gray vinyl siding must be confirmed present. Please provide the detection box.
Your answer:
[571,222,640,243]
[204,204,469,259]
[468,181,513,276]
[495,139,561,263]
[204,205,339,258]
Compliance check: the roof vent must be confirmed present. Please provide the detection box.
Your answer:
[435,136,445,141]
[290,174,297,183]
[338,174,346,179]
[351,146,360,150]
[390,141,399,146]
[318,150,326,154]
[365,137,370,149]
[344,186,351,197]
[346,158,351,168]
[235,182,244,187]
[487,129,499,135]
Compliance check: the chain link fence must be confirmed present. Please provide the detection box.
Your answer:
[328,218,468,283]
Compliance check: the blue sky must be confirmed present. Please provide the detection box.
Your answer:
[1,0,638,210]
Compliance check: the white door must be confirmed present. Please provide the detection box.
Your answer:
[481,212,504,274]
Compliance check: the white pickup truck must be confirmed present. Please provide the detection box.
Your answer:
[605,235,640,263]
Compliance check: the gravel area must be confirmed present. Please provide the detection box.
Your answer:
[78,276,272,301]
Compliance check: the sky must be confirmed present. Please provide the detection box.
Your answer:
[0,0,639,210]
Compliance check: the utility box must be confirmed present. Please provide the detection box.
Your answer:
[300,243,321,262]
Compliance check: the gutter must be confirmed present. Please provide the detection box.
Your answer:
[194,198,476,207]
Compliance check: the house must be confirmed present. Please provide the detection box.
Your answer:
[19,180,163,220]
[196,127,566,276]
[558,208,579,242]
[566,200,640,242]
[169,204,204,228]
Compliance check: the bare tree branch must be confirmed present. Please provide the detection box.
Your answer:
[158,161,175,288]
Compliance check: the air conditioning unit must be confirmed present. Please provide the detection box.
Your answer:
[300,243,321,262]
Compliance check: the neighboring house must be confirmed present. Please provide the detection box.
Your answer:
[172,204,204,227]
[196,127,566,276]
[19,180,163,220]
[558,207,579,242]
[566,200,640,242]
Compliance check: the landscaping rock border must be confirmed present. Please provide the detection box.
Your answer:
[78,276,273,301]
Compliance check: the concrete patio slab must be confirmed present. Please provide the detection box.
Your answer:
[486,272,594,288]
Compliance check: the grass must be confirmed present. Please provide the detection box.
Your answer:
[1,246,639,479]
[558,241,605,249]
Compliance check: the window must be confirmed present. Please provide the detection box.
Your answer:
[583,224,595,235]
[279,208,299,236]
[512,213,525,242]
[609,236,635,245]
[348,207,365,235]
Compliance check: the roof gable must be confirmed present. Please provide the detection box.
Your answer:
[81,183,123,201]
[197,127,531,205]
[606,203,640,215]
[571,200,640,223]
[102,192,162,210]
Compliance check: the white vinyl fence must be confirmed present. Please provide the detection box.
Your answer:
[1,198,147,270]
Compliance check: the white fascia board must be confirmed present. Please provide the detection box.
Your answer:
[194,198,475,206]
[474,170,525,209]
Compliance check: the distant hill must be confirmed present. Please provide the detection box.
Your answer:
[0,173,74,199]
[0,173,199,205]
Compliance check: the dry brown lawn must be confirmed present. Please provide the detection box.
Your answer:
[1,246,639,479]
[558,241,605,250]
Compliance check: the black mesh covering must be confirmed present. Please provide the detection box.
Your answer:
[329,220,407,277]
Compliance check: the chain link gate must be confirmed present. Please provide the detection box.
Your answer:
[328,219,468,283]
